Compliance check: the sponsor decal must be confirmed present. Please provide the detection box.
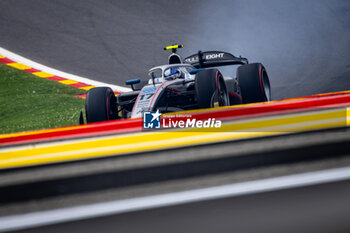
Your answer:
[205,53,225,60]
[185,53,226,63]
[143,111,222,129]
[185,56,198,63]
[141,87,157,94]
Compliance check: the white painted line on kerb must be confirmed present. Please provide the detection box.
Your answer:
[0,47,131,92]
[1,166,350,232]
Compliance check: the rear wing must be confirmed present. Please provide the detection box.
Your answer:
[184,51,248,68]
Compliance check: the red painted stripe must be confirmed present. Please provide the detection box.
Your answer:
[69,82,90,88]
[24,68,41,73]
[75,92,120,99]
[166,87,182,93]
[0,57,15,64]
[187,93,350,122]
[228,92,242,100]
[75,94,87,98]
[258,65,266,101]
[46,76,67,81]
[215,71,220,94]
[293,91,350,99]
[0,119,143,146]
[1,91,350,146]
[106,93,110,120]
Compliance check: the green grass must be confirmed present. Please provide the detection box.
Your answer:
[0,63,87,134]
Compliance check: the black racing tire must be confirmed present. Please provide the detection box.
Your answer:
[85,87,118,123]
[237,63,271,104]
[225,78,243,105]
[195,69,230,109]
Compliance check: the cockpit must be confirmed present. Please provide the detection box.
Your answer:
[148,64,194,84]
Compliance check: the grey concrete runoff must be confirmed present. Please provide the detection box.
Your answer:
[2,167,350,233]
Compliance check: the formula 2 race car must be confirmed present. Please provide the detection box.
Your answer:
[82,44,271,123]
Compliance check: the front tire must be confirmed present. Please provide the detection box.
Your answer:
[85,87,118,123]
[195,69,230,109]
[237,63,271,104]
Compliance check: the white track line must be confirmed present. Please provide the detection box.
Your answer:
[0,47,131,92]
[1,166,350,232]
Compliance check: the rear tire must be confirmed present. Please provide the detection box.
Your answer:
[237,63,271,104]
[195,69,230,109]
[224,77,242,105]
[85,87,118,123]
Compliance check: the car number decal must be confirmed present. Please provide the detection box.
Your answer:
[131,86,159,118]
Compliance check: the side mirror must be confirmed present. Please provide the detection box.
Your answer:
[126,79,141,91]
[189,68,205,75]
[125,79,141,85]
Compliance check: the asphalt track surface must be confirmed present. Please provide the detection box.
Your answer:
[0,0,349,99]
